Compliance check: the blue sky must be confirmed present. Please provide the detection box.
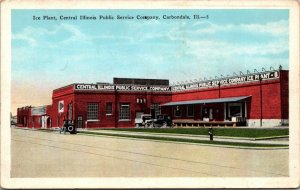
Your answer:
[11,9,289,113]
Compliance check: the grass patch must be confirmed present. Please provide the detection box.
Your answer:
[79,131,288,148]
[98,128,289,138]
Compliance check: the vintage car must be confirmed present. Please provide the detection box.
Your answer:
[134,114,154,128]
[153,114,173,128]
[60,120,77,134]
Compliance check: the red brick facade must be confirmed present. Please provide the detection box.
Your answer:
[172,77,287,119]
[17,105,52,128]
[17,70,289,128]
[50,89,172,128]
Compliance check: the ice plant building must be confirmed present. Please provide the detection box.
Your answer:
[50,78,172,128]
[17,67,289,128]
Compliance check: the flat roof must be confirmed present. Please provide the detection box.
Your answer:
[113,77,169,86]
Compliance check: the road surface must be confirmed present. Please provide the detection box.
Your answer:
[11,128,288,177]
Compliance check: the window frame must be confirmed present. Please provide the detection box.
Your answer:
[228,103,243,118]
[119,103,130,121]
[87,102,99,121]
[106,102,113,115]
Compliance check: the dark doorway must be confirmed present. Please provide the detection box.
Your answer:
[77,116,83,128]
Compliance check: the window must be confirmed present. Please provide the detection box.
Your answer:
[119,103,130,120]
[106,102,112,115]
[187,105,194,117]
[228,103,242,117]
[174,106,181,117]
[87,103,99,120]
[230,106,241,116]
[77,116,83,128]
[58,100,64,113]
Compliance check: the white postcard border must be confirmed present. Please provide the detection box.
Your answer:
[1,0,299,188]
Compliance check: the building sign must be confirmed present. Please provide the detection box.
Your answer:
[74,84,171,92]
[171,71,280,91]
[31,106,46,116]
[74,71,279,92]
[58,100,64,113]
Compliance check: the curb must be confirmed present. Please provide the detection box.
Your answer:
[254,135,289,140]
[78,131,289,149]
[85,130,253,141]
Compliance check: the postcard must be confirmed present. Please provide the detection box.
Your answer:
[1,0,299,188]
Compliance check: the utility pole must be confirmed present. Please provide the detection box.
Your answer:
[259,75,263,127]
[218,81,221,98]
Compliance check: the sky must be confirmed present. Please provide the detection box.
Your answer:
[11,9,289,115]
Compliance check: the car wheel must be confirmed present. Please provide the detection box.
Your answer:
[67,125,74,132]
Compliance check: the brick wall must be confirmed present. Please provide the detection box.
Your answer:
[171,79,283,119]
[19,71,288,128]
[52,94,75,128]
[72,91,172,128]
[280,70,289,120]
[17,106,31,127]
[75,91,116,128]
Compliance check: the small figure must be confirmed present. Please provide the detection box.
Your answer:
[208,127,213,141]
[59,124,67,134]
[59,120,68,134]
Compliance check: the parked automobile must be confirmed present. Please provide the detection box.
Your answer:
[153,114,172,128]
[60,120,76,134]
[11,120,17,126]
[134,114,154,128]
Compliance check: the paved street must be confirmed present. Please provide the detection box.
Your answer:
[11,128,288,177]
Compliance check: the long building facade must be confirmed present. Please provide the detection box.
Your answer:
[17,68,289,129]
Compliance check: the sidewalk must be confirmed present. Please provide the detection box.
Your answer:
[77,129,289,146]
[13,127,288,146]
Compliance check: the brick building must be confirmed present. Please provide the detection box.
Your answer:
[17,68,289,128]
[17,105,52,128]
[50,78,172,128]
[167,69,288,127]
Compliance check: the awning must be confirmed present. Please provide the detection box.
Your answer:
[161,96,251,106]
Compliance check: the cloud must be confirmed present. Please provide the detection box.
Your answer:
[12,23,90,49]
[59,23,91,45]
[12,19,289,79]
[12,31,38,47]
[185,38,288,59]
[239,20,288,36]
[174,19,289,38]
[12,25,62,47]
